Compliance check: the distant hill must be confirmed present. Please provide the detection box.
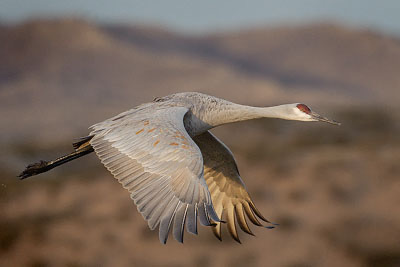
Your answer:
[2,20,400,267]
[104,22,400,103]
[1,19,399,143]
[207,24,400,101]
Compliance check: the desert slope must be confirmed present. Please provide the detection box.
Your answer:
[1,19,399,142]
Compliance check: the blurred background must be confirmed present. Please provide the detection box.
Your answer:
[1,1,400,266]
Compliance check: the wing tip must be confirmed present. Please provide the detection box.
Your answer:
[231,233,241,244]
[211,223,222,241]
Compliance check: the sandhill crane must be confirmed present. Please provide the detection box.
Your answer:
[19,92,340,244]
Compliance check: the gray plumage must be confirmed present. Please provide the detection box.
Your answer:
[19,92,340,244]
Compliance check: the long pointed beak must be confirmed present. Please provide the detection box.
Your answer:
[310,111,341,125]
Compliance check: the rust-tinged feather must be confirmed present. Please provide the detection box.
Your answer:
[135,129,144,134]
[243,202,262,226]
[173,134,185,140]
[249,201,270,223]
[235,204,254,236]
[226,205,241,243]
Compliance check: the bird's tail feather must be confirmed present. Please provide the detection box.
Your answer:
[19,136,94,180]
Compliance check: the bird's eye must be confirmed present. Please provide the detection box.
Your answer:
[296,104,311,114]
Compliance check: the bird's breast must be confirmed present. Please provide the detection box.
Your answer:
[183,112,212,137]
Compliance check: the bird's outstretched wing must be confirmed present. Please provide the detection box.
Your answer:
[193,131,274,243]
[89,104,219,243]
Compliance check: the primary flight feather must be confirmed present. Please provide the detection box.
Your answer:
[19,92,339,244]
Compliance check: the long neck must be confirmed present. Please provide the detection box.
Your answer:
[203,102,293,127]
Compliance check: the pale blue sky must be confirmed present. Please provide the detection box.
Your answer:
[1,0,400,36]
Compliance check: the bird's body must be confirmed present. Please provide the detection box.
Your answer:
[20,92,339,244]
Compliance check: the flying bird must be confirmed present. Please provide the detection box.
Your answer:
[19,92,340,244]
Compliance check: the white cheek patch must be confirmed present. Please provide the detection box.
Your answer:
[293,107,313,121]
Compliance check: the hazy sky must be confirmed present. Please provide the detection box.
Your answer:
[2,0,400,35]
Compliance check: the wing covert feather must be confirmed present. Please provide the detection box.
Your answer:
[89,104,218,243]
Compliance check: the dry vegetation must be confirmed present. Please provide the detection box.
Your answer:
[1,19,400,267]
[1,109,399,267]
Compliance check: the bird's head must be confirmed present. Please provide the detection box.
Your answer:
[287,103,341,125]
